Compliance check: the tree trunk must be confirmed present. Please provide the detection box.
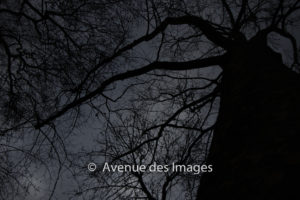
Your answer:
[197,39,300,199]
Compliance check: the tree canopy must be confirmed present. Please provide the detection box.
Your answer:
[0,0,299,199]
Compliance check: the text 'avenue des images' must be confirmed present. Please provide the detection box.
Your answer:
[101,162,213,175]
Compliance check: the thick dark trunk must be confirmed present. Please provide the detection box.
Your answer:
[197,41,300,199]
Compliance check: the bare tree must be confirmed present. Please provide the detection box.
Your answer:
[0,0,300,199]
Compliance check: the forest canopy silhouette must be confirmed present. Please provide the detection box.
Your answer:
[0,0,300,199]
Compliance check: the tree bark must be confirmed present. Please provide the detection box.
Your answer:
[197,39,300,199]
